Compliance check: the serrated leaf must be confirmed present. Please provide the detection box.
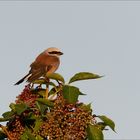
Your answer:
[46,73,65,83]
[69,72,103,84]
[36,98,54,107]
[62,85,82,104]
[86,124,104,140]
[98,115,115,132]
[14,103,28,115]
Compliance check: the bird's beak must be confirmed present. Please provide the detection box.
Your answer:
[59,52,63,55]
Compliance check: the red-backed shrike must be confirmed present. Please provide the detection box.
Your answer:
[15,47,63,85]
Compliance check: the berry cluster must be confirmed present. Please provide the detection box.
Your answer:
[7,116,25,140]
[2,85,96,140]
[16,85,39,107]
[39,93,94,140]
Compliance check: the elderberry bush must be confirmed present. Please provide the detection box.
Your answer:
[0,72,115,140]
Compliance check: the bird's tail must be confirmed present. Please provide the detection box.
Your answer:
[14,73,31,85]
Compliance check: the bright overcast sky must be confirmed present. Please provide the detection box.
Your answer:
[0,1,140,139]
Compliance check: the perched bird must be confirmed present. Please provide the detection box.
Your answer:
[15,47,63,85]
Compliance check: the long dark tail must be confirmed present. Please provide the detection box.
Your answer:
[14,73,31,85]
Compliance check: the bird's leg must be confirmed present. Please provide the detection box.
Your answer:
[45,78,50,99]
[57,80,62,87]
[0,124,14,140]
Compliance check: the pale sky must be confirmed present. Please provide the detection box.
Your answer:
[0,1,140,139]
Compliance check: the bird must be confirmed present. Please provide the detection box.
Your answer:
[15,47,63,85]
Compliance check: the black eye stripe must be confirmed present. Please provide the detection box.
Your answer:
[49,51,62,54]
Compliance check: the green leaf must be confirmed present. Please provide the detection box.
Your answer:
[2,111,14,119]
[86,124,104,140]
[35,101,48,115]
[37,90,46,98]
[46,73,65,83]
[33,79,56,86]
[22,112,36,127]
[26,131,36,140]
[34,119,43,132]
[79,103,92,112]
[47,81,56,87]
[0,130,7,139]
[31,88,46,97]
[48,86,62,96]
[9,103,16,111]
[35,135,44,140]
[62,85,82,104]
[32,79,47,84]
[14,103,28,115]
[0,111,15,122]
[21,130,36,140]
[36,98,54,107]
[0,117,11,122]
[69,72,103,84]
[20,132,28,140]
[98,115,115,132]
[48,87,56,96]
[96,122,106,130]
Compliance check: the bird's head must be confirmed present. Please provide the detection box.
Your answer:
[46,47,63,57]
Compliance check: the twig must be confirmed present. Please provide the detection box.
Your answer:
[46,87,49,99]
[45,78,50,99]
[0,124,14,140]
